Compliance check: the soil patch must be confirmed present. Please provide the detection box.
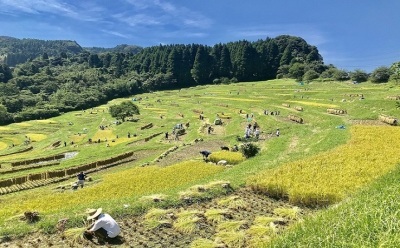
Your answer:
[156,140,227,166]
[1,188,315,247]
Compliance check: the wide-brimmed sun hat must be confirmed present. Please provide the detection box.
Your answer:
[86,208,102,220]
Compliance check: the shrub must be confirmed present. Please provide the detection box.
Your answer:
[370,66,391,83]
[240,143,260,158]
[303,69,319,81]
[350,69,368,83]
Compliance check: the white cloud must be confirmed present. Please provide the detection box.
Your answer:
[124,0,151,10]
[0,0,75,15]
[154,0,176,13]
[161,30,208,39]
[185,32,207,38]
[0,0,104,22]
[123,0,212,29]
[114,13,162,27]
[101,29,131,39]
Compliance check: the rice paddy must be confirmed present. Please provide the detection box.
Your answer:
[249,125,400,207]
[0,79,399,247]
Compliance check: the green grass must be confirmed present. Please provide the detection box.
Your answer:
[0,79,399,245]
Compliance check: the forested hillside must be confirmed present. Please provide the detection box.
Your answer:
[0,36,144,67]
[84,44,143,55]
[0,35,348,125]
[0,36,84,66]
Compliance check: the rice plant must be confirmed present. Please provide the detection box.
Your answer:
[273,207,301,220]
[143,208,173,229]
[139,194,169,204]
[63,227,86,244]
[173,216,201,234]
[204,209,231,224]
[249,126,400,207]
[215,230,247,247]
[253,216,285,226]
[208,151,245,165]
[190,238,215,248]
[216,220,247,232]
[217,196,248,210]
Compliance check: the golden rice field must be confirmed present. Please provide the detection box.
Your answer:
[0,160,224,221]
[249,125,400,207]
[26,133,47,142]
[36,120,58,124]
[15,123,31,127]
[0,142,7,151]
[199,97,261,102]
[288,100,339,108]
[91,129,115,141]
[5,137,22,145]
[69,134,87,143]
[108,137,131,146]
[208,151,245,165]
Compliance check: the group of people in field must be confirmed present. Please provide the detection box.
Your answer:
[242,110,281,140]
[244,123,261,139]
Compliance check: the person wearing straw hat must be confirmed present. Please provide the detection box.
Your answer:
[83,208,121,242]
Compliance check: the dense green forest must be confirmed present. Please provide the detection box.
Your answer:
[0,36,83,66]
[0,35,398,125]
[0,36,143,66]
[84,44,143,55]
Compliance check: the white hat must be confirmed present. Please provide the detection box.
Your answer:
[86,208,102,220]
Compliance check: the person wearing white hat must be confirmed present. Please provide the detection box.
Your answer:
[84,208,121,242]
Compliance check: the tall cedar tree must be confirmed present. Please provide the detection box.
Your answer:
[191,45,212,85]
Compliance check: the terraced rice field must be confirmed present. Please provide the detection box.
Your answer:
[1,79,400,247]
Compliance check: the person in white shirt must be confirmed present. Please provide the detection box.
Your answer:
[254,128,260,139]
[84,208,121,242]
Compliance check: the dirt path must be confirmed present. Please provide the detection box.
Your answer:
[156,140,227,166]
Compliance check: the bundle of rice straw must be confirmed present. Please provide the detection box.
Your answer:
[64,227,86,243]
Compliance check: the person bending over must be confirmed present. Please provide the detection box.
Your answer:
[84,208,121,243]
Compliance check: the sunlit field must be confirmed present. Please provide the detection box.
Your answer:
[249,125,400,207]
[1,79,400,247]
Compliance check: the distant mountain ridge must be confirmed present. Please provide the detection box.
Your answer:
[84,44,142,54]
[0,36,142,66]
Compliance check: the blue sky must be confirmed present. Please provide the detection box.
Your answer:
[0,0,399,72]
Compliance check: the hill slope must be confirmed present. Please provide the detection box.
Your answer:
[0,36,84,66]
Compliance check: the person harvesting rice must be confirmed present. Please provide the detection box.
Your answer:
[84,208,121,243]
